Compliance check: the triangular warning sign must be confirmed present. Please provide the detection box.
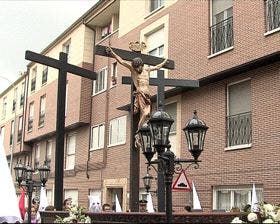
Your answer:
[172,170,192,191]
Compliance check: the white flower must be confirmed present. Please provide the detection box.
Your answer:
[272,209,280,222]
[262,218,274,223]
[85,216,91,223]
[247,212,258,222]
[231,217,243,223]
[263,204,274,213]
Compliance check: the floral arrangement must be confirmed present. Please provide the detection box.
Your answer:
[54,204,91,223]
[231,203,280,223]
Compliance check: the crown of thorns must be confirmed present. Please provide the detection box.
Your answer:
[129,41,146,52]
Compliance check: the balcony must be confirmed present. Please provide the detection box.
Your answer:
[265,0,280,31]
[210,17,234,55]
[226,112,252,147]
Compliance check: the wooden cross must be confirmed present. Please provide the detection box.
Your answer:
[25,50,97,210]
[95,45,199,212]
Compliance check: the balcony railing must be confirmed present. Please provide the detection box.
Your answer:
[210,17,233,54]
[226,112,252,147]
[265,0,280,31]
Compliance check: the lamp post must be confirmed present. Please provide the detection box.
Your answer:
[14,160,50,223]
[139,110,208,223]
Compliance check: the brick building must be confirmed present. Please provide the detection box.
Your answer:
[0,0,279,212]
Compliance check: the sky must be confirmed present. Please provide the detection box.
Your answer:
[0,0,98,93]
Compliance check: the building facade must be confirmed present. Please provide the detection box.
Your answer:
[1,0,279,212]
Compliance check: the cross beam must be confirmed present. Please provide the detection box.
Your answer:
[122,72,199,109]
[95,45,175,69]
[25,50,96,210]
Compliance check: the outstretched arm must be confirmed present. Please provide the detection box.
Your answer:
[148,58,168,71]
[106,47,132,70]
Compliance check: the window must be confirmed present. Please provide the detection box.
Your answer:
[146,28,165,78]
[28,102,34,131]
[12,88,17,113]
[31,67,37,92]
[210,0,233,54]
[46,189,53,206]
[20,82,25,107]
[265,0,280,32]
[91,124,105,150]
[109,116,126,146]
[64,189,78,206]
[101,23,112,39]
[93,67,107,94]
[34,143,40,170]
[165,102,178,154]
[17,116,23,143]
[149,45,164,78]
[2,97,7,119]
[227,79,251,148]
[150,0,164,12]
[63,40,71,61]
[46,140,52,166]
[39,95,46,127]
[65,134,76,170]
[111,62,117,87]
[10,120,14,146]
[213,186,263,211]
[42,66,48,85]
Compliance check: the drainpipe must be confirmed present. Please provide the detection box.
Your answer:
[20,70,29,153]
[22,67,31,162]
[83,23,104,179]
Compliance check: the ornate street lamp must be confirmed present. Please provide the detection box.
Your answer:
[138,123,155,164]
[139,109,208,223]
[38,161,50,187]
[183,110,208,161]
[14,160,50,223]
[148,109,174,152]
[14,160,26,185]
[25,163,34,182]
[142,172,154,193]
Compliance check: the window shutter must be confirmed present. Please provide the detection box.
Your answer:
[212,0,232,16]
[67,135,76,154]
[228,80,251,115]
[146,28,164,51]
[118,116,126,143]
[99,124,105,148]
[92,127,98,149]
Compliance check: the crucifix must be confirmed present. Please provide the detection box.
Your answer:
[95,44,199,212]
[25,50,97,210]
